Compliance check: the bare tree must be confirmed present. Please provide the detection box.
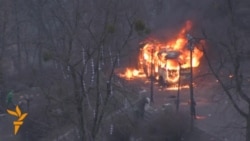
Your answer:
[202,1,250,140]
[0,0,154,140]
[24,0,144,140]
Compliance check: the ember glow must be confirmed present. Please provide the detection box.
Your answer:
[164,85,190,91]
[120,20,204,86]
[229,74,233,78]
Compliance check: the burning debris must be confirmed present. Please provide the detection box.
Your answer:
[119,20,204,87]
[164,85,190,91]
[119,68,146,80]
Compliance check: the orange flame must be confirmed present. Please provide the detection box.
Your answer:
[138,21,203,83]
[120,20,204,85]
[120,68,145,80]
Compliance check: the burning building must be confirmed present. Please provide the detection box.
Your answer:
[120,21,204,86]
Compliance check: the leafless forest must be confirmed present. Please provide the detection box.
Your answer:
[0,0,250,141]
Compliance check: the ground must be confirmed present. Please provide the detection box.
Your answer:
[119,67,246,141]
[0,67,246,141]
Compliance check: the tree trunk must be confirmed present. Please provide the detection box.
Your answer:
[71,69,86,141]
[15,5,21,72]
[246,106,250,141]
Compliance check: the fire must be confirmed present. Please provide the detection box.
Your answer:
[120,68,145,80]
[165,85,190,91]
[125,69,133,79]
[120,20,204,86]
[137,20,204,84]
[133,69,140,76]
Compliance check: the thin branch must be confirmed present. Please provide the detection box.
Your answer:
[202,45,247,118]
